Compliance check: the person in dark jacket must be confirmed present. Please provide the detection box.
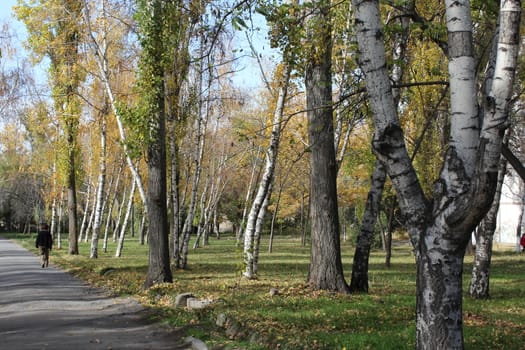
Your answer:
[35,223,53,268]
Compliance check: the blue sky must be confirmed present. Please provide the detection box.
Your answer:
[1,0,20,27]
[0,0,271,91]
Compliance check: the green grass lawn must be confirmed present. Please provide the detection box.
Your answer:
[6,232,525,349]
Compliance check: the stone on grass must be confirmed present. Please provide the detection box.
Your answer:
[216,313,228,327]
[174,293,194,307]
[186,297,214,310]
[183,336,208,350]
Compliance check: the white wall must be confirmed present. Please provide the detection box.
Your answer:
[495,171,523,245]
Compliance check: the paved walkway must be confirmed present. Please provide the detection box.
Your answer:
[0,236,182,350]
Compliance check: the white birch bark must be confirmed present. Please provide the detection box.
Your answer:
[243,66,291,279]
[236,145,261,243]
[252,186,271,276]
[115,178,136,257]
[469,154,507,298]
[90,106,107,259]
[84,184,97,243]
[180,37,209,268]
[82,0,148,215]
[445,0,479,177]
[193,177,209,249]
[78,181,92,243]
[350,1,411,292]
[113,184,128,242]
[103,161,123,253]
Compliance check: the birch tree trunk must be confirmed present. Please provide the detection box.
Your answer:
[349,160,386,292]
[306,0,349,293]
[469,155,507,298]
[116,178,136,257]
[252,188,271,276]
[83,0,148,216]
[236,145,261,243]
[350,1,412,292]
[193,179,209,249]
[170,133,182,267]
[242,65,291,279]
[78,181,91,242]
[103,162,123,252]
[180,61,208,269]
[90,104,107,259]
[352,0,521,347]
[113,186,127,242]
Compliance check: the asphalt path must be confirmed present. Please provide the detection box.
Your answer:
[0,236,183,350]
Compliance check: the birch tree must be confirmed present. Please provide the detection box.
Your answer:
[352,0,521,347]
[243,64,291,279]
[82,0,148,216]
[90,100,108,258]
[468,152,507,298]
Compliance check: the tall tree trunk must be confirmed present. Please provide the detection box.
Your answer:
[116,179,136,257]
[349,1,411,290]
[349,160,386,292]
[253,188,271,276]
[384,197,395,268]
[237,146,261,243]
[103,161,123,252]
[180,29,210,269]
[170,134,182,267]
[90,104,107,259]
[469,155,507,298]
[269,180,285,253]
[57,188,64,250]
[306,0,349,293]
[180,95,208,269]
[141,0,172,288]
[67,136,79,255]
[113,186,127,242]
[193,179,209,249]
[83,0,148,216]
[243,65,291,279]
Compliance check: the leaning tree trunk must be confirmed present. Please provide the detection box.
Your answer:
[305,0,349,293]
[349,160,386,292]
[83,1,148,218]
[469,155,507,298]
[242,64,290,279]
[237,146,261,243]
[350,1,411,290]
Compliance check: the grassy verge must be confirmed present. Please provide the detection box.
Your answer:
[6,232,525,349]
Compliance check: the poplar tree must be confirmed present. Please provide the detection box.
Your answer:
[305,0,349,293]
[16,0,84,254]
[135,0,172,288]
